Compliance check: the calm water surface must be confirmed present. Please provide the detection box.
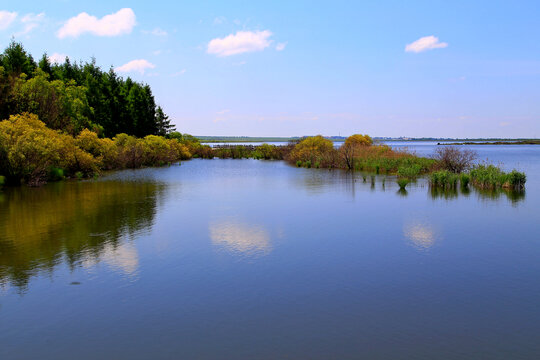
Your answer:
[1,144,540,359]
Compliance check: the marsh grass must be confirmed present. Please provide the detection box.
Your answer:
[470,164,526,190]
[430,170,459,189]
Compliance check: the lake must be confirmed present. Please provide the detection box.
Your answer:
[1,143,540,359]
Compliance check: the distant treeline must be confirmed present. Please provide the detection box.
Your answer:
[0,40,174,137]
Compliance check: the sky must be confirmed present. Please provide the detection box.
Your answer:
[1,0,539,138]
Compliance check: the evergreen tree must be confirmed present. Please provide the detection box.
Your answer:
[0,40,36,77]
[155,106,175,136]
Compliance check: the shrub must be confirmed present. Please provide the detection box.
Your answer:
[48,167,64,181]
[435,146,476,173]
[397,178,409,190]
[296,160,302,167]
[0,175,5,187]
[0,113,98,185]
[288,135,337,168]
[506,170,526,189]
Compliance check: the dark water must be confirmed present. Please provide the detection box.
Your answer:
[1,145,540,359]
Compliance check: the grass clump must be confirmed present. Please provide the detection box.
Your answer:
[430,170,459,189]
[397,163,422,179]
[470,164,526,190]
[459,173,470,188]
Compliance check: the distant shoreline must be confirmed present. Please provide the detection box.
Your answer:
[196,136,540,144]
[441,140,540,145]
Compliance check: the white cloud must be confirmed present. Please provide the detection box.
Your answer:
[207,30,273,57]
[116,59,155,74]
[276,42,287,51]
[16,12,45,36]
[48,53,67,64]
[0,11,17,30]
[216,109,230,115]
[172,69,186,77]
[57,8,136,38]
[144,27,167,36]
[21,12,44,23]
[213,16,226,25]
[405,35,448,53]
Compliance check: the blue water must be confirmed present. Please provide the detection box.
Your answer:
[1,144,539,359]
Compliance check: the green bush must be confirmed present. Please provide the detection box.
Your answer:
[296,160,302,167]
[507,170,526,189]
[0,175,5,187]
[48,167,64,181]
[397,164,422,179]
[75,171,83,180]
[397,178,409,190]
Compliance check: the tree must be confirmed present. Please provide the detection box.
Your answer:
[38,54,53,79]
[435,146,477,173]
[155,106,175,136]
[340,134,373,170]
[0,40,36,77]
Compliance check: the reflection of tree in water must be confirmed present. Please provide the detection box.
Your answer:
[0,180,164,291]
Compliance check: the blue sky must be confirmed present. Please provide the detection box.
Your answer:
[1,0,539,137]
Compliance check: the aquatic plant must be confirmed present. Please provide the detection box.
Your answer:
[470,164,526,190]
[397,164,422,179]
[397,178,409,190]
[430,170,459,189]
[460,173,470,188]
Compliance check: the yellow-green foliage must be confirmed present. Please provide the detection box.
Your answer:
[75,129,118,169]
[0,113,193,185]
[288,135,337,167]
[0,113,98,185]
[12,69,96,134]
[344,134,373,147]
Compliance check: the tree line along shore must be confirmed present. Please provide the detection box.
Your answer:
[0,41,526,191]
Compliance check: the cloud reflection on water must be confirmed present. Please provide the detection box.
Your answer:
[404,222,438,250]
[209,220,272,257]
